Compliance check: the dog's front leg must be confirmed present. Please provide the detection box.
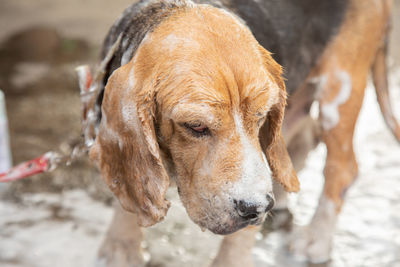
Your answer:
[210,226,259,267]
[96,202,145,267]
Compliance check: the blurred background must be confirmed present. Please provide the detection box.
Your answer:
[0,1,399,267]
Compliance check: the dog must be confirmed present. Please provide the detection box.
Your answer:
[80,0,399,266]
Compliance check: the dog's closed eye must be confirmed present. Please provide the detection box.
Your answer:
[183,122,211,137]
[255,111,267,127]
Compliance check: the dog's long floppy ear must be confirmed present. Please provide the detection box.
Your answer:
[258,46,300,192]
[89,63,170,227]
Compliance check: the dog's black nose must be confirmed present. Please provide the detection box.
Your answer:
[235,200,260,220]
[234,194,275,221]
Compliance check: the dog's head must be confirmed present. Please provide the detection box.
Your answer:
[90,5,299,234]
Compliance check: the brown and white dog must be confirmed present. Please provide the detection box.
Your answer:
[81,0,399,266]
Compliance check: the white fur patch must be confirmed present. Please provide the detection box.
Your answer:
[141,31,152,45]
[310,74,328,99]
[230,113,272,209]
[128,64,136,89]
[320,71,352,131]
[121,65,139,130]
[310,101,320,120]
[162,34,200,53]
[121,102,140,131]
[121,43,135,66]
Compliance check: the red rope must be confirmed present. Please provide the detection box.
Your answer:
[0,153,54,182]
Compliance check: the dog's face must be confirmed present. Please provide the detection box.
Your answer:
[90,5,299,234]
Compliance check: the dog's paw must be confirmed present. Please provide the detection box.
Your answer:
[95,240,146,267]
[287,225,332,264]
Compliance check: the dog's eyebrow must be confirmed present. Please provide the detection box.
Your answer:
[241,78,280,111]
[242,76,278,97]
[170,103,218,124]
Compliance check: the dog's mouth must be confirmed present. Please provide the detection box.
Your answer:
[199,211,267,235]
[178,187,272,235]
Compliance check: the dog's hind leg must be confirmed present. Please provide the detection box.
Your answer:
[289,59,368,264]
[95,202,145,267]
[288,0,391,263]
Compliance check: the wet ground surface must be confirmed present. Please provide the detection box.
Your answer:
[1,1,400,267]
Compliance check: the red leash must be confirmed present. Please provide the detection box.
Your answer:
[0,143,89,183]
[0,153,58,182]
[0,66,93,183]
